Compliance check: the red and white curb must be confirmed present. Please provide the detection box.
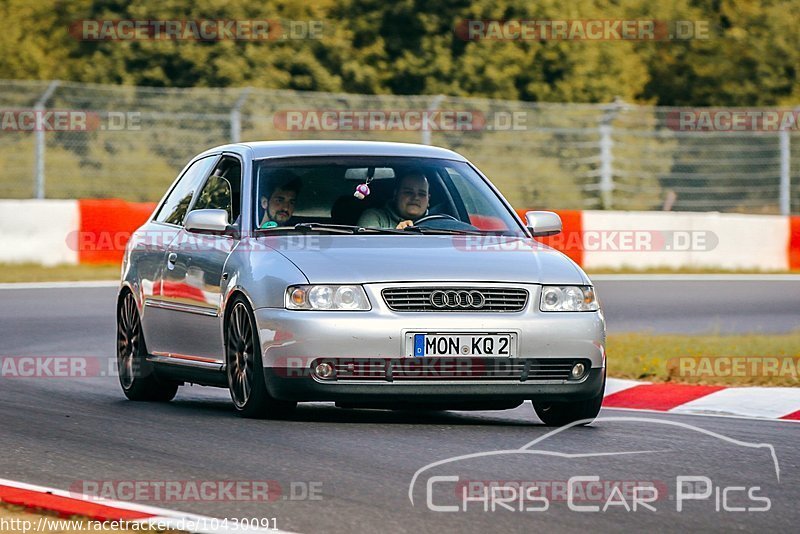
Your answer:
[604,378,800,421]
[0,478,295,534]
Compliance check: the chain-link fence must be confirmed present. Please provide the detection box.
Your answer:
[0,79,797,213]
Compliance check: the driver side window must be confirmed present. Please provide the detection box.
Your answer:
[155,156,216,226]
[191,157,243,225]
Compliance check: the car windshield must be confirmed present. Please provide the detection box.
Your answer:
[252,156,525,236]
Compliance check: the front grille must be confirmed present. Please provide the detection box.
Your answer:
[382,287,528,312]
[314,358,586,382]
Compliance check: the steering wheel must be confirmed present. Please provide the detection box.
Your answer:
[412,214,459,225]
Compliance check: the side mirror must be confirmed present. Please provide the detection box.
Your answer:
[525,211,562,237]
[184,209,230,234]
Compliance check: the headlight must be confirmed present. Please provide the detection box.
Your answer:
[539,286,599,312]
[286,285,371,310]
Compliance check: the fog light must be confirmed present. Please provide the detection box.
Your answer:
[315,362,334,379]
[571,362,586,379]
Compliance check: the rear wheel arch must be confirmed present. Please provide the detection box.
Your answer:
[117,285,136,320]
[116,289,178,402]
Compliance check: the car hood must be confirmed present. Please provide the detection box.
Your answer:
[263,235,587,285]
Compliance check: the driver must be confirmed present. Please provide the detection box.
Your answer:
[357,171,430,229]
[260,172,302,228]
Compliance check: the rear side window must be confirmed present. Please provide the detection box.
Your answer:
[155,156,216,225]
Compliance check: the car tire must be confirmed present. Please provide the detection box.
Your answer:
[532,370,605,426]
[117,291,179,402]
[225,296,296,419]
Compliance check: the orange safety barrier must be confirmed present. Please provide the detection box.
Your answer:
[515,209,584,266]
[77,199,156,264]
[789,216,800,270]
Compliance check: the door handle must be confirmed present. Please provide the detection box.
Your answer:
[167,252,178,270]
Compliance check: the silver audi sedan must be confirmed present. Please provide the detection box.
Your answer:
[117,140,606,425]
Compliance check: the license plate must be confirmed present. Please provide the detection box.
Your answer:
[409,333,514,357]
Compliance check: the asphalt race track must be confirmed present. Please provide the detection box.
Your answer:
[593,276,800,334]
[0,280,798,533]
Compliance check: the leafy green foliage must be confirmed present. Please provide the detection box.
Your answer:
[0,0,796,105]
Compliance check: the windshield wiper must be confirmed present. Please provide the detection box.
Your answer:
[399,226,485,235]
[294,223,362,234]
[256,223,360,234]
[255,223,406,235]
[297,223,420,234]
[256,225,334,234]
[356,227,409,234]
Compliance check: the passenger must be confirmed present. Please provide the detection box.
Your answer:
[357,171,430,229]
[260,173,302,228]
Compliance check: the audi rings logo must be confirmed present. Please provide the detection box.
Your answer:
[430,290,486,309]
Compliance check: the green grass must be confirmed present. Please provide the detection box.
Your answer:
[587,266,800,275]
[608,332,800,387]
[0,262,120,283]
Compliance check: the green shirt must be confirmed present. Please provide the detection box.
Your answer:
[357,204,405,228]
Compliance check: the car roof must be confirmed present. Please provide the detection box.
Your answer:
[198,140,468,161]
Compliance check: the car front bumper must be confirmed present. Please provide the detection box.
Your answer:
[253,289,606,402]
